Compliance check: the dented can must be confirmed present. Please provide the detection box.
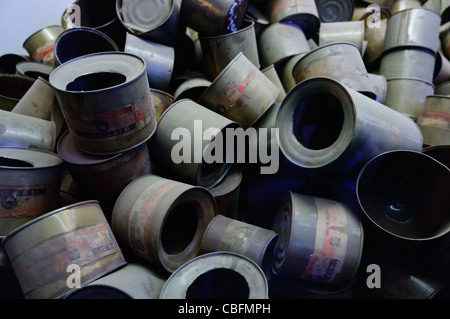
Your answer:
[1,200,127,299]
[49,52,157,155]
[111,174,217,273]
[0,147,63,236]
[159,251,269,299]
[272,191,364,286]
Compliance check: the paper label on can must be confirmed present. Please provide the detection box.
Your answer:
[300,198,348,283]
[0,185,51,218]
[417,109,450,131]
[217,223,259,256]
[64,89,154,140]
[31,41,55,64]
[10,222,120,295]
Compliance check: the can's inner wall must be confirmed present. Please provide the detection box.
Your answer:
[185,268,250,299]
[66,72,127,92]
[0,157,34,168]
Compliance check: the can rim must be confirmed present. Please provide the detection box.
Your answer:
[0,146,63,170]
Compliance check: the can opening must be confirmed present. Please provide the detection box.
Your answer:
[292,92,344,150]
[55,29,118,65]
[23,71,50,81]
[161,202,198,255]
[73,0,118,28]
[66,72,127,91]
[185,268,250,299]
[0,157,34,168]
[0,77,33,99]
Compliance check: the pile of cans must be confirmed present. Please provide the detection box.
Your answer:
[0,0,449,299]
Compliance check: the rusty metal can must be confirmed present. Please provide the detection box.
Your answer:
[64,263,166,299]
[198,52,280,129]
[276,77,424,172]
[49,51,157,155]
[0,74,35,111]
[417,95,450,146]
[199,20,260,80]
[200,214,278,277]
[272,191,364,286]
[22,25,64,66]
[159,251,269,299]
[258,22,310,68]
[53,27,120,68]
[150,99,239,189]
[0,147,63,236]
[1,200,127,299]
[56,130,152,218]
[111,174,217,273]
[180,0,249,36]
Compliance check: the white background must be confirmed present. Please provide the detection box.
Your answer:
[0,0,73,56]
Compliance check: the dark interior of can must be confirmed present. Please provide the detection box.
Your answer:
[23,71,49,81]
[292,92,344,150]
[75,0,118,28]
[186,268,250,299]
[55,30,118,65]
[0,157,34,168]
[161,202,198,255]
[358,152,450,240]
[0,77,33,99]
[66,72,126,91]
[0,54,27,74]
[65,286,132,299]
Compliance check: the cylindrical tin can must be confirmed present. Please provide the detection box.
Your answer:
[53,27,120,68]
[22,25,64,65]
[279,54,306,93]
[0,147,63,236]
[116,0,182,47]
[62,0,127,50]
[56,130,152,218]
[389,0,422,15]
[363,18,388,68]
[265,0,320,39]
[383,8,441,54]
[0,74,35,111]
[159,251,269,299]
[0,109,56,151]
[49,52,157,155]
[356,150,450,243]
[434,51,450,85]
[180,0,249,36]
[111,174,217,273]
[435,81,450,95]
[199,20,260,80]
[198,52,280,129]
[208,165,242,219]
[315,0,355,22]
[124,32,175,92]
[367,73,388,104]
[319,21,365,53]
[200,215,278,277]
[150,99,239,189]
[379,48,436,83]
[384,77,435,120]
[150,88,174,122]
[1,200,127,299]
[15,61,52,81]
[258,22,310,68]
[292,42,381,101]
[417,95,450,146]
[11,77,54,121]
[0,54,29,75]
[276,77,424,172]
[64,263,166,299]
[272,191,364,286]
[245,2,270,37]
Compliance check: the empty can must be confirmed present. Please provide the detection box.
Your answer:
[22,25,64,65]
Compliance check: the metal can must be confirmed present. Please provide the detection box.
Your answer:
[319,21,365,53]
[0,54,29,75]
[111,174,217,273]
[15,61,52,81]
[272,191,364,286]
[417,95,450,146]
[0,147,63,236]
[0,74,35,111]
[49,52,157,155]
[315,0,355,22]
[1,200,127,299]
[198,52,280,129]
[150,88,174,122]
[159,251,269,299]
[22,25,64,65]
